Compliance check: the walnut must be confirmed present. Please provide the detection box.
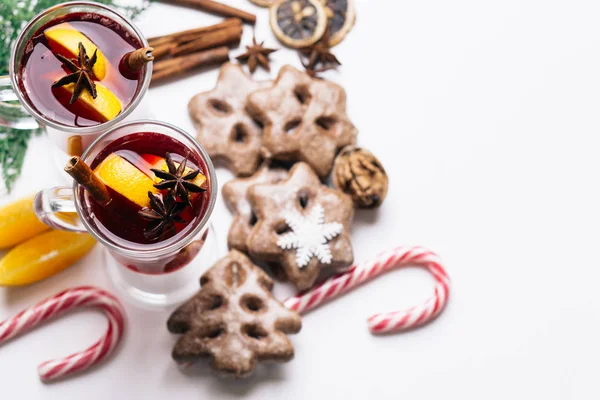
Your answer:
[332,146,388,208]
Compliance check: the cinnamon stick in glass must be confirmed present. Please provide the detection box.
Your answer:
[119,47,154,79]
[123,47,154,70]
[67,135,83,157]
[65,156,111,205]
[160,0,255,24]
[152,46,229,82]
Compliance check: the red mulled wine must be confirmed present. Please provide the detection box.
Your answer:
[20,12,143,127]
[87,132,211,247]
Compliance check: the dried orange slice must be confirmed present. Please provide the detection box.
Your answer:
[0,195,50,249]
[0,231,96,286]
[270,0,327,48]
[94,154,158,208]
[44,22,107,80]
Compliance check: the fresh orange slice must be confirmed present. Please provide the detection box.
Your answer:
[0,230,96,286]
[0,195,50,249]
[94,154,158,208]
[44,22,107,80]
[53,81,122,123]
[141,154,207,188]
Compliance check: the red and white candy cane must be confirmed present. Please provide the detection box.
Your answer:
[0,286,125,382]
[284,246,450,334]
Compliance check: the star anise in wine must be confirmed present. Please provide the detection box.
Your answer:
[138,191,187,240]
[52,42,98,105]
[152,153,206,205]
[236,35,277,73]
[299,25,341,77]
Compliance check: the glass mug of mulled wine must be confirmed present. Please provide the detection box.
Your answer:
[0,1,152,167]
[34,120,219,308]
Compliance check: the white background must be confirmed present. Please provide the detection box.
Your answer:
[1,0,600,398]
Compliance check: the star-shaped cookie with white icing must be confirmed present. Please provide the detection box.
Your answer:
[246,162,354,290]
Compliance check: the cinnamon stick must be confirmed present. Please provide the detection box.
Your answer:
[152,46,229,82]
[123,47,154,70]
[161,0,255,24]
[170,22,242,56]
[152,43,174,60]
[67,135,83,157]
[65,156,110,205]
[148,18,241,47]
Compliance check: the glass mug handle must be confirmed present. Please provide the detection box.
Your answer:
[0,75,40,130]
[34,187,87,233]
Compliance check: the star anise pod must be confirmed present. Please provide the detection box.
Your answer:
[236,35,277,73]
[152,153,206,205]
[299,25,341,76]
[52,42,98,104]
[138,191,187,240]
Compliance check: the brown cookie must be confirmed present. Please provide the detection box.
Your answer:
[189,63,272,177]
[247,65,357,178]
[168,250,302,378]
[246,162,354,290]
[223,164,289,253]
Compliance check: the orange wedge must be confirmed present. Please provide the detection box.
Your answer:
[53,81,122,123]
[94,154,158,208]
[142,154,207,188]
[45,22,107,79]
[0,195,49,249]
[0,231,96,286]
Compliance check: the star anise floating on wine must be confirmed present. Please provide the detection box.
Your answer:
[151,153,206,206]
[138,153,206,240]
[236,35,277,73]
[299,25,341,77]
[52,42,98,104]
[138,191,187,240]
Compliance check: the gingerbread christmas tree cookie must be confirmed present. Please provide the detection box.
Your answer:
[222,163,289,253]
[188,63,271,176]
[168,250,302,377]
[246,65,357,178]
[246,162,354,290]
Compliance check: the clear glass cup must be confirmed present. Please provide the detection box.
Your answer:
[0,1,152,167]
[34,120,220,309]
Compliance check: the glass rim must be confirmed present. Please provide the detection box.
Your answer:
[73,119,218,258]
[8,1,152,134]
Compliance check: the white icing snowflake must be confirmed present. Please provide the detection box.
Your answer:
[277,204,343,268]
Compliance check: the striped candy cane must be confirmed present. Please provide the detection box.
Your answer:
[0,286,126,382]
[284,246,450,334]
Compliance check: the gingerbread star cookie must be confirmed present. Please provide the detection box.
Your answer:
[188,63,272,176]
[246,162,354,290]
[168,250,302,377]
[246,65,357,179]
[223,164,289,253]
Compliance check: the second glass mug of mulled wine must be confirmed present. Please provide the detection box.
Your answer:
[0,1,152,166]
[34,120,219,308]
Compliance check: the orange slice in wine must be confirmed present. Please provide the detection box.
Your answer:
[141,154,207,188]
[44,22,107,80]
[94,154,158,208]
[53,81,122,123]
